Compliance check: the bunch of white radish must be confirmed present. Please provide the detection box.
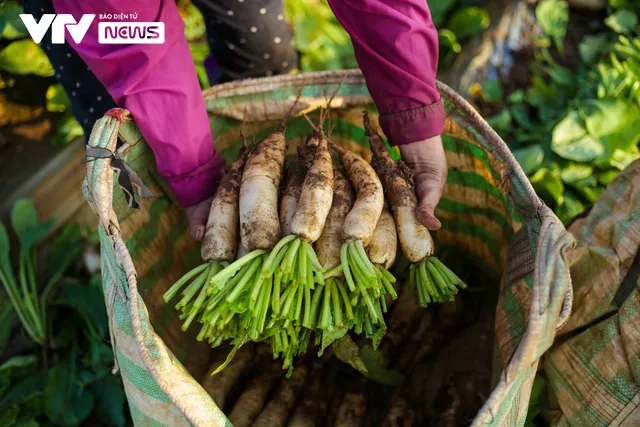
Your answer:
[163,106,466,376]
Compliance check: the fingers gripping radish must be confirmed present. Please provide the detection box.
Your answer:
[363,111,466,306]
[162,150,248,331]
[330,144,397,340]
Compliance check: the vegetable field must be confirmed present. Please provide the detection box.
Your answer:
[0,0,638,426]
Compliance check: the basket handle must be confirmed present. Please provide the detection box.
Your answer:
[84,108,152,234]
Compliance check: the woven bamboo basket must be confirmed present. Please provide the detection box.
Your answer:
[83,70,575,426]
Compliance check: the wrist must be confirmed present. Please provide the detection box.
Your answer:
[164,152,226,207]
[379,100,445,146]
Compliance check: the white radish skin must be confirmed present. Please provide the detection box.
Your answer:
[280,136,319,236]
[331,144,384,247]
[291,134,334,243]
[366,204,398,270]
[395,205,433,262]
[364,112,433,262]
[201,152,247,262]
[316,165,354,270]
[239,131,286,251]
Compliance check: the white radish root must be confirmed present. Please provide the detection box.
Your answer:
[366,203,398,270]
[316,163,354,271]
[331,144,383,246]
[240,131,286,251]
[280,136,320,236]
[201,150,248,262]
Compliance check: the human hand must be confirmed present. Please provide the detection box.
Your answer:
[398,135,447,231]
[185,197,213,241]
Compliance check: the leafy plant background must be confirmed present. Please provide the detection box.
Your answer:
[1,0,639,425]
[476,0,640,224]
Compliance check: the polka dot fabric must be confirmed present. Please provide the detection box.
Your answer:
[193,0,298,81]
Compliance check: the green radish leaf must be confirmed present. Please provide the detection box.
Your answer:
[513,146,545,175]
[44,363,94,426]
[320,326,349,354]
[91,376,127,427]
[559,164,594,183]
[358,345,405,387]
[333,335,368,375]
[536,0,569,51]
[605,9,638,34]
[444,7,490,41]
[579,34,609,63]
[0,39,54,77]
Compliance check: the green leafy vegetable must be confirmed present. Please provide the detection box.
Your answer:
[536,0,569,51]
[46,84,71,113]
[0,1,28,40]
[0,39,55,77]
[605,9,638,34]
[513,146,545,175]
[53,112,84,146]
[45,362,95,425]
[445,7,490,41]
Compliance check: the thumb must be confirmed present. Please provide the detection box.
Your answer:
[186,199,212,241]
[414,169,446,231]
